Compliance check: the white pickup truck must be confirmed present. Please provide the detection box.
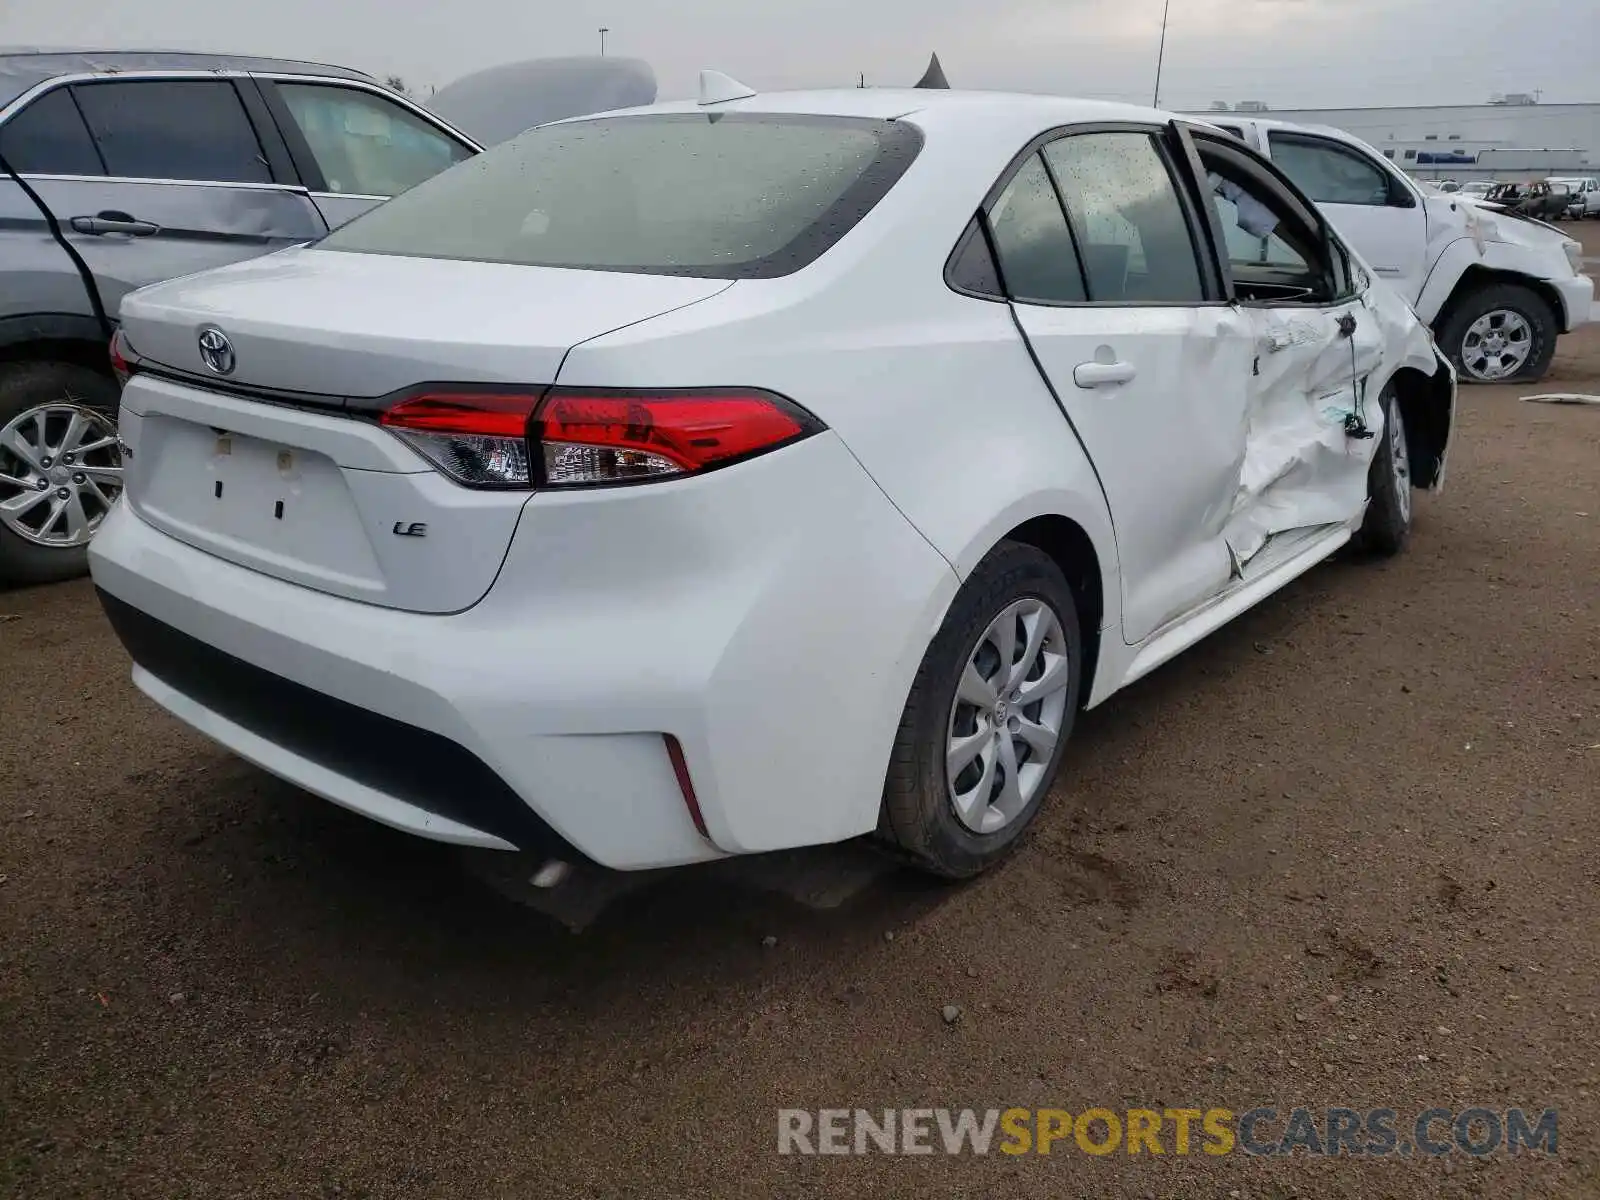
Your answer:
[1209,117,1592,383]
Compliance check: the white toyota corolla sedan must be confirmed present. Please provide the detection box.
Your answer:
[91,81,1455,880]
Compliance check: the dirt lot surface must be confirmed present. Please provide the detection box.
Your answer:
[3,231,1598,1199]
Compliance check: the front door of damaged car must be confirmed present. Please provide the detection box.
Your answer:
[1191,132,1387,567]
[993,129,1255,645]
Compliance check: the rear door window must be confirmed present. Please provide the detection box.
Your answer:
[320,113,923,278]
[0,86,104,176]
[72,80,271,184]
[275,83,473,197]
[987,154,1086,304]
[1042,132,1205,304]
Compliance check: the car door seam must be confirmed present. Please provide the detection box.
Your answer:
[1002,300,1118,560]
[546,279,741,387]
[458,280,748,615]
[970,205,1120,577]
[827,433,959,578]
[0,145,111,337]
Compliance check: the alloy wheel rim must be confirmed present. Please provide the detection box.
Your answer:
[1389,404,1412,525]
[0,404,123,548]
[946,597,1072,836]
[1460,309,1533,381]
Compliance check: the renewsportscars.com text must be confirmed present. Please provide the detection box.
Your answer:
[778,1106,1558,1158]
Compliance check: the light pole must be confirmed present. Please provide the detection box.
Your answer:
[599,27,609,56]
[1152,0,1171,107]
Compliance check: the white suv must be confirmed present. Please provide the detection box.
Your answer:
[1210,118,1591,383]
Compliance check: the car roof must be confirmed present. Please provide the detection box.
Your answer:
[0,47,371,111]
[574,86,1180,137]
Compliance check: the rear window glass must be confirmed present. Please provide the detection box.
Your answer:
[319,113,923,278]
[73,80,271,184]
[0,87,103,176]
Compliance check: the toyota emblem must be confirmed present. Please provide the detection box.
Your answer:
[197,327,236,376]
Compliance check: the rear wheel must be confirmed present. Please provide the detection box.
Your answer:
[879,542,1081,878]
[1434,283,1557,384]
[0,362,123,586]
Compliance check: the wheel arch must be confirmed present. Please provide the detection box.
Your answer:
[992,512,1110,708]
[0,315,116,380]
[1429,263,1568,336]
[1386,355,1455,492]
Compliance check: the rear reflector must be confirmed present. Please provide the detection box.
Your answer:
[378,386,822,490]
[663,734,710,841]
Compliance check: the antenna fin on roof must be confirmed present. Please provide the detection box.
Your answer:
[914,53,949,89]
[699,70,756,105]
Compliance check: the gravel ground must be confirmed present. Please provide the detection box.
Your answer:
[2,231,1597,1198]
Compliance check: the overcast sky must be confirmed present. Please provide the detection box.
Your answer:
[2,0,1594,110]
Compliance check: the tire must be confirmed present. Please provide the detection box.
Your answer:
[879,541,1082,879]
[1357,383,1411,557]
[0,361,122,586]
[1434,282,1557,385]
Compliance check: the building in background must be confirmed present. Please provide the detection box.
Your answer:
[1191,99,1600,182]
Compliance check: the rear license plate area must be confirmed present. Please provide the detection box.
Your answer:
[135,416,383,587]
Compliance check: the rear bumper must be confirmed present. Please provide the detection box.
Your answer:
[90,432,959,869]
[98,589,578,854]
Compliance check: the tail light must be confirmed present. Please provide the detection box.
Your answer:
[380,392,542,488]
[109,329,138,388]
[379,386,823,490]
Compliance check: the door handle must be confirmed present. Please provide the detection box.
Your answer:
[1073,359,1137,389]
[70,211,161,237]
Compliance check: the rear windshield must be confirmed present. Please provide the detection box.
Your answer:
[319,113,923,278]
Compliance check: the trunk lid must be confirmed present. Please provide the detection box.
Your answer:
[120,246,731,397]
[116,249,732,613]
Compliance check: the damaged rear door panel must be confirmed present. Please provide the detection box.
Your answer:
[27,173,328,321]
[21,76,328,322]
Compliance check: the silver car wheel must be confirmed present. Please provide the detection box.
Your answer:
[1389,403,1412,526]
[1460,309,1533,381]
[0,403,123,548]
[947,597,1072,835]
